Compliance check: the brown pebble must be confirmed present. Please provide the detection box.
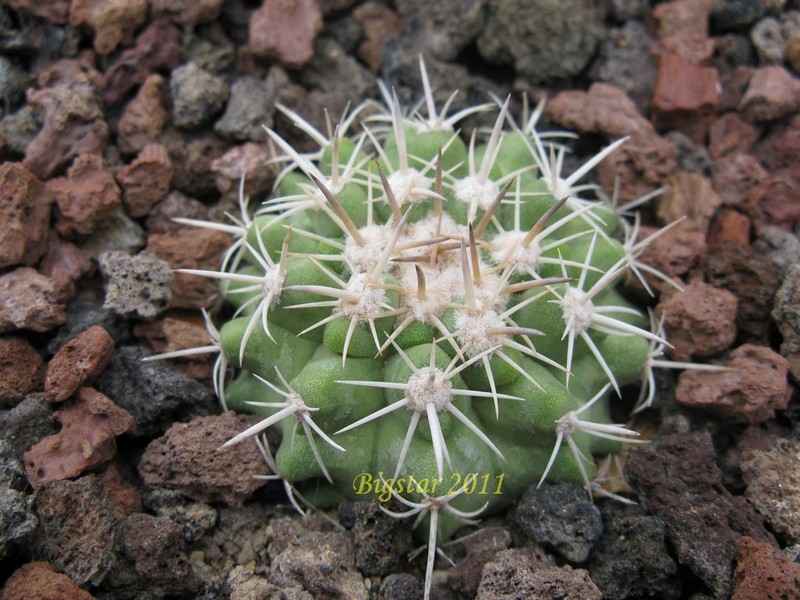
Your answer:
[248,0,322,69]
[0,561,97,600]
[0,336,43,407]
[45,326,116,403]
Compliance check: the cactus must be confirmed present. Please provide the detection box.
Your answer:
[177,60,674,598]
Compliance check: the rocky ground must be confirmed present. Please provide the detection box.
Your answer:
[1,0,800,598]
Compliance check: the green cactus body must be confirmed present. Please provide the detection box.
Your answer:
[185,61,671,600]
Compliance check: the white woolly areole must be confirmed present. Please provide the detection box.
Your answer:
[560,287,595,335]
[287,391,310,417]
[261,268,286,305]
[405,367,451,413]
[489,231,542,274]
[452,176,500,215]
[387,168,434,205]
[344,224,391,273]
[341,272,386,320]
[454,309,506,356]
[397,263,461,322]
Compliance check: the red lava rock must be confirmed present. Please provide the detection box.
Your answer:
[773,265,800,381]
[655,172,721,233]
[0,561,97,600]
[353,2,406,72]
[625,431,776,599]
[754,114,800,179]
[657,279,738,361]
[151,0,224,29]
[711,153,768,206]
[708,113,761,159]
[138,412,269,507]
[732,537,800,600]
[741,438,800,546]
[134,314,214,381]
[0,162,53,269]
[651,54,720,143]
[45,326,116,403]
[0,268,67,334]
[636,224,706,287]
[117,74,168,155]
[160,129,229,199]
[449,527,513,596]
[39,233,95,302]
[210,142,276,200]
[248,0,323,69]
[98,19,182,107]
[0,336,43,408]
[702,241,781,340]
[708,210,751,247]
[741,175,800,233]
[652,34,715,66]
[144,190,209,234]
[69,0,149,55]
[99,465,143,522]
[676,344,791,424]
[739,66,800,123]
[146,227,232,309]
[24,387,136,488]
[23,60,109,180]
[651,0,713,39]
[719,65,754,113]
[48,153,121,238]
[3,0,70,23]
[116,143,174,218]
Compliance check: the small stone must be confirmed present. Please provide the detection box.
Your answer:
[99,465,142,522]
[0,337,43,408]
[116,143,173,218]
[676,343,791,423]
[625,432,776,599]
[652,0,713,38]
[708,112,762,159]
[742,174,800,232]
[134,314,214,381]
[0,442,38,560]
[98,19,182,107]
[146,227,232,309]
[656,172,722,233]
[39,234,94,304]
[69,0,149,55]
[657,280,738,361]
[652,33,716,66]
[392,0,482,61]
[80,207,146,257]
[150,0,224,28]
[48,153,121,238]
[170,62,229,129]
[95,345,215,438]
[30,475,118,586]
[214,76,274,142]
[0,268,67,334]
[144,190,209,234]
[3,0,70,23]
[772,264,800,380]
[708,209,751,247]
[23,59,108,180]
[449,526,513,596]
[754,113,800,175]
[751,17,787,64]
[0,162,53,269]
[24,387,135,488]
[117,74,168,154]
[666,130,713,175]
[210,142,275,200]
[160,129,228,199]
[589,503,680,600]
[741,437,800,545]
[102,512,200,597]
[652,54,720,142]
[248,0,323,69]
[711,0,765,31]
[636,223,706,287]
[98,251,172,321]
[379,574,424,600]
[711,153,768,205]
[0,395,59,464]
[0,561,97,600]
[477,548,602,600]
[45,326,115,403]
[353,2,406,72]
[739,65,800,122]
[352,501,413,576]
[755,225,800,275]
[513,483,602,562]
[138,413,269,507]
[141,488,216,542]
[733,537,800,599]
[0,105,43,157]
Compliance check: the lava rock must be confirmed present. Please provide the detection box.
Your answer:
[169,62,229,129]
[589,502,681,600]
[47,300,132,355]
[0,162,53,269]
[352,500,413,576]
[732,536,800,599]
[97,251,172,321]
[141,487,217,542]
[214,76,275,142]
[379,573,424,600]
[513,483,603,563]
[0,441,38,561]
[0,268,67,334]
[117,74,168,155]
[45,326,115,403]
[0,336,43,407]
[95,345,214,437]
[247,0,322,69]
[0,394,58,463]
[772,264,800,380]
[0,561,96,600]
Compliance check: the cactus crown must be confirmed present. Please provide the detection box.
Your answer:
[178,60,674,599]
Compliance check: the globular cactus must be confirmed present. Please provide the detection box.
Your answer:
[178,60,673,598]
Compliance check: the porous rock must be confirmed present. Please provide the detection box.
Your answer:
[741,437,800,545]
[69,0,149,55]
[95,345,215,437]
[0,336,43,407]
[0,561,96,600]
[0,268,67,334]
[116,143,174,218]
[24,387,135,488]
[773,264,800,380]
[97,251,172,321]
[0,162,53,269]
[0,441,38,561]
[169,62,229,129]
[117,74,168,155]
[732,536,800,599]
[625,431,776,598]
[248,0,323,69]
[138,412,269,507]
[45,325,115,403]
[352,500,413,576]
